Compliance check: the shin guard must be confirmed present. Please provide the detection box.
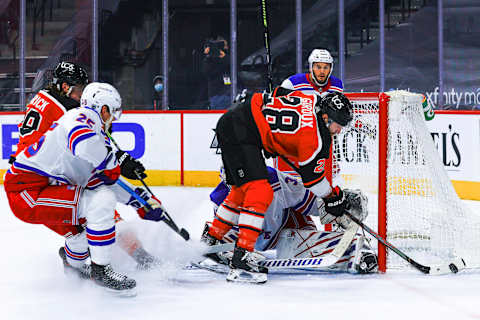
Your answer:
[237,180,273,252]
[209,186,244,240]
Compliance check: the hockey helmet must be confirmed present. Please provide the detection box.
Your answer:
[308,49,333,86]
[81,82,122,124]
[52,61,89,89]
[316,92,353,127]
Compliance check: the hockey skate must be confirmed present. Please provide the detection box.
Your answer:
[90,263,137,296]
[200,223,233,265]
[58,247,91,280]
[226,246,268,284]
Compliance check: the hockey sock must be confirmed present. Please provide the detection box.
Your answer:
[209,186,244,240]
[236,179,273,251]
[86,225,116,265]
[64,232,89,268]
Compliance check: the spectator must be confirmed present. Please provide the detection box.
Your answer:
[153,75,164,109]
[201,36,231,110]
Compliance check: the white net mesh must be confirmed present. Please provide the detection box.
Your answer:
[335,90,480,270]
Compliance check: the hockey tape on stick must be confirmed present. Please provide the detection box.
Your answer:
[344,211,466,275]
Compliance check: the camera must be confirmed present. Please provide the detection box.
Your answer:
[204,39,225,57]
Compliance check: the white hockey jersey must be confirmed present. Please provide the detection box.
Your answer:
[210,167,319,251]
[11,107,116,188]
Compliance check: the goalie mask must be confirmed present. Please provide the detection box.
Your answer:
[81,82,122,128]
[52,61,89,95]
[316,92,353,127]
[308,49,333,87]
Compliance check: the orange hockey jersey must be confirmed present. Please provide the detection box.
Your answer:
[249,90,332,189]
[14,89,77,158]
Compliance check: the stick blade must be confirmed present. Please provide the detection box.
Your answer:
[429,257,466,275]
[179,228,190,241]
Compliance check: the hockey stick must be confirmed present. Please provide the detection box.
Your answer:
[343,211,466,275]
[116,178,190,241]
[261,0,273,93]
[106,132,190,241]
[316,220,359,267]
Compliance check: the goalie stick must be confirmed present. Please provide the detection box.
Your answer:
[106,131,190,241]
[315,219,359,267]
[344,211,466,275]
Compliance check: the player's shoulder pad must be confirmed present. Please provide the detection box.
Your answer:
[329,76,344,90]
[273,86,296,97]
[288,73,309,86]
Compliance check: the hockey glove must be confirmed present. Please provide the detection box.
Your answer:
[322,186,347,217]
[115,151,147,180]
[97,165,121,185]
[129,187,166,222]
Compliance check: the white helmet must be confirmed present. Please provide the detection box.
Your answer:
[81,82,122,126]
[308,49,334,87]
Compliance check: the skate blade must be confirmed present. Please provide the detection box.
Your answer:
[226,268,267,284]
[104,286,138,298]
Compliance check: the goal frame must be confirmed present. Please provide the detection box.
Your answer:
[344,92,390,272]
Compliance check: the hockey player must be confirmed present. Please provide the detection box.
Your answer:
[12,62,157,270]
[201,166,378,274]
[206,88,354,283]
[277,49,343,173]
[280,49,343,96]
[12,61,88,162]
[3,83,165,295]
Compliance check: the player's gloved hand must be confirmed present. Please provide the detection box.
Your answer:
[129,187,166,222]
[115,151,147,180]
[97,165,121,185]
[322,186,347,217]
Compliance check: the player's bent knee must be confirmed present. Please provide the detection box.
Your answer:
[79,186,116,224]
[241,179,273,213]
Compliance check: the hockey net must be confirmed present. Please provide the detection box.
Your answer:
[333,90,480,272]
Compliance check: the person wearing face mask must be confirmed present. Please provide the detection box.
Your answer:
[153,75,164,110]
[201,36,231,110]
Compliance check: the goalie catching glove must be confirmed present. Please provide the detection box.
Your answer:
[115,151,147,180]
[319,189,369,229]
[128,187,166,222]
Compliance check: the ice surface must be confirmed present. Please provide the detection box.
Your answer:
[1,186,480,320]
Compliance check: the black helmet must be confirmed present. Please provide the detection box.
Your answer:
[52,61,89,88]
[316,92,353,126]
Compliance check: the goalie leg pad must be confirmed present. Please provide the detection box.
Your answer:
[276,229,345,260]
[348,235,378,274]
[274,229,377,272]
